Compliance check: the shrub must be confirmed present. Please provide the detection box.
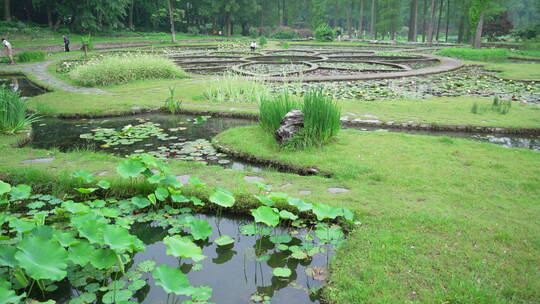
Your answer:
[249,27,259,38]
[0,86,40,134]
[259,91,300,133]
[280,42,291,49]
[69,55,188,87]
[187,26,200,35]
[16,50,45,63]
[258,36,268,48]
[203,74,270,104]
[297,28,313,38]
[315,24,335,42]
[437,48,509,61]
[271,27,299,40]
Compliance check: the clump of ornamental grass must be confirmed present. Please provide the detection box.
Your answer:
[69,54,188,87]
[0,86,40,134]
[17,50,46,63]
[203,73,271,103]
[259,90,300,132]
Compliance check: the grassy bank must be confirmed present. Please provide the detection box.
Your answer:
[215,125,540,303]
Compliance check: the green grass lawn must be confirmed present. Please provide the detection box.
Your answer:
[485,62,540,80]
[215,125,540,303]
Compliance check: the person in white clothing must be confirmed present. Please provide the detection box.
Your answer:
[250,41,257,51]
[2,38,14,64]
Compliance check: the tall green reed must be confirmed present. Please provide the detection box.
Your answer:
[259,90,300,133]
[0,86,40,134]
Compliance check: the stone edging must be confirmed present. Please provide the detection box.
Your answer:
[341,118,540,136]
[213,142,332,178]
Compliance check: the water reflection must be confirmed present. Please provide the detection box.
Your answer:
[0,74,46,97]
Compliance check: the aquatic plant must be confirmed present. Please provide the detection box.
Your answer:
[203,74,271,103]
[0,86,40,134]
[69,54,188,87]
[164,86,182,114]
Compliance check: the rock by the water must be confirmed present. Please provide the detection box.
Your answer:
[275,110,304,144]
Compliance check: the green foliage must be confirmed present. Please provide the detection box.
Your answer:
[164,87,182,114]
[314,24,335,42]
[270,27,300,39]
[437,48,509,62]
[471,97,512,115]
[258,36,268,48]
[0,86,40,134]
[203,75,270,103]
[16,51,45,63]
[280,41,291,49]
[69,55,188,87]
[259,91,300,133]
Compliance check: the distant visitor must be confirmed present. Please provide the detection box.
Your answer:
[2,38,14,64]
[63,35,70,52]
[250,41,257,51]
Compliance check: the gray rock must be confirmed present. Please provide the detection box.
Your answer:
[327,187,350,194]
[244,176,265,182]
[176,175,190,185]
[298,190,312,195]
[22,157,55,163]
[275,110,304,144]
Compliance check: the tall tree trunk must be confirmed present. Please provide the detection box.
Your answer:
[369,0,376,39]
[426,0,436,46]
[168,0,176,42]
[4,0,10,21]
[435,0,444,41]
[347,0,353,36]
[408,0,418,41]
[283,0,288,26]
[422,0,428,42]
[457,10,465,43]
[473,11,484,49]
[358,0,364,38]
[46,5,53,29]
[445,0,450,42]
[24,0,31,22]
[128,0,134,29]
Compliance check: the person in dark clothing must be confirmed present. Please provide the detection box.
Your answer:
[63,35,70,52]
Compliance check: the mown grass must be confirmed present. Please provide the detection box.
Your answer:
[69,55,188,86]
[215,125,540,303]
[437,48,510,61]
[485,62,540,80]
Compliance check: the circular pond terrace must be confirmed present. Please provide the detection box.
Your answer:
[169,47,463,82]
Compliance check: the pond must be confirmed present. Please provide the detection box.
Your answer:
[30,113,262,171]
[0,74,47,97]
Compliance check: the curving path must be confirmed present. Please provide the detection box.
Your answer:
[0,58,109,94]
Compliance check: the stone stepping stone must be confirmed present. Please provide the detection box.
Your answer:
[280,183,292,188]
[298,190,312,195]
[327,187,350,194]
[130,106,141,110]
[97,171,109,176]
[22,157,55,163]
[176,175,190,185]
[244,176,264,182]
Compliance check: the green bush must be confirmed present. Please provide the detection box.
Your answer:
[0,86,39,134]
[69,55,188,87]
[258,36,268,48]
[259,91,300,133]
[315,24,335,42]
[437,48,509,62]
[16,50,45,63]
[270,27,299,40]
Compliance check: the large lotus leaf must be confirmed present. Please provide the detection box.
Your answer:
[214,235,234,246]
[0,287,25,304]
[154,187,169,201]
[0,181,11,195]
[189,286,213,301]
[68,240,95,267]
[15,236,68,281]
[267,192,289,202]
[160,174,182,188]
[171,194,189,203]
[71,170,94,183]
[62,201,90,215]
[315,225,344,243]
[255,195,275,207]
[53,230,79,247]
[0,245,17,267]
[287,197,313,212]
[273,267,292,278]
[152,264,191,295]
[75,219,106,245]
[131,196,151,209]
[209,190,235,208]
[251,206,280,227]
[269,234,293,244]
[103,225,139,253]
[9,184,31,201]
[90,248,117,269]
[8,218,35,234]
[312,203,343,221]
[189,219,212,241]
[117,159,146,178]
[102,289,133,304]
[279,210,298,220]
[163,236,203,261]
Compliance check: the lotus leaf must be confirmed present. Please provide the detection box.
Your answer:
[103,225,140,253]
[189,219,212,240]
[269,234,293,244]
[214,235,234,246]
[189,286,213,301]
[312,203,343,221]
[90,248,117,269]
[251,206,280,227]
[255,195,275,207]
[15,236,68,281]
[273,267,292,278]
[9,184,31,200]
[152,264,191,295]
[279,210,298,220]
[267,192,289,202]
[0,245,17,267]
[97,180,111,190]
[68,240,95,266]
[117,160,146,178]
[53,230,79,247]
[0,181,11,195]
[171,194,189,203]
[209,189,235,208]
[154,187,169,201]
[62,201,91,214]
[72,170,94,183]
[8,218,36,234]
[102,289,133,304]
[131,196,151,209]
[163,236,204,260]
[136,260,156,272]
[287,197,313,212]
[0,287,25,304]
[128,279,146,291]
[188,176,205,187]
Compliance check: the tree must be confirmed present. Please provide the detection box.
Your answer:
[425,0,437,45]
[470,0,502,48]
[4,0,10,21]
[358,0,364,38]
[167,0,176,42]
[369,0,376,39]
[484,11,513,41]
[408,0,418,41]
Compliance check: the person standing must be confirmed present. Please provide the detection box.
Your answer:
[2,38,14,64]
[63,35,70,52]
[250,41,257,52]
